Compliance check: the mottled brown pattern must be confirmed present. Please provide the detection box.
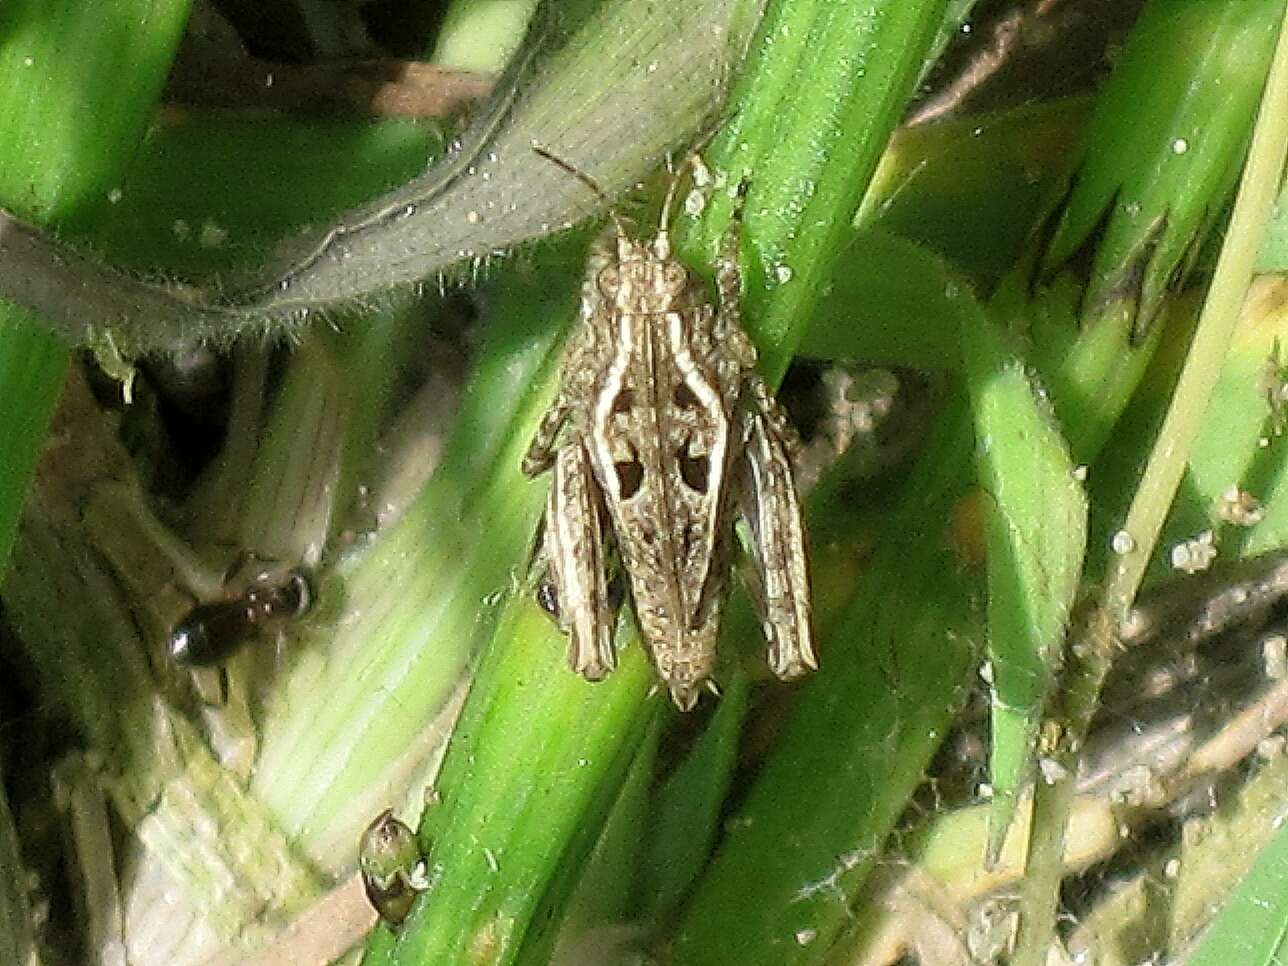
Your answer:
[523,193,816,710]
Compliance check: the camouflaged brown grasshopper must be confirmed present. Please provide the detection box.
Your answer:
[522,148,815,710]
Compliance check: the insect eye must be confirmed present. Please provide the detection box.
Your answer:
[284,571,313,616]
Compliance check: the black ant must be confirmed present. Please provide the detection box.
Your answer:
[167,567,313,668]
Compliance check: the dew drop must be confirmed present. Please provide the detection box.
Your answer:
[1263,634,1287,680]
[1170,530,1217,574]
[1038,757,1068,784]
[1171,137,1190,155]
[1110,529,1135,555]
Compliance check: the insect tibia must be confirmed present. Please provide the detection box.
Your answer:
[521,403,568,478]
[547,442,620,681]
[738,386,817,682]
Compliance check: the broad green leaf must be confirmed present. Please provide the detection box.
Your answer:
[798,229,980,370]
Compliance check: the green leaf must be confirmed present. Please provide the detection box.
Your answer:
[799,228,987,370]
[1037,0,1281,339]
[382,605,659,964]
[95,117,442,277]
[860,97,1090,288]
[636,668,750,921]
[672,391,983,965]
[1186,813,1288,966]
[0,0,768,353]
[677,0,952,382]
[0,0,192,576]
[962,311,1087,855]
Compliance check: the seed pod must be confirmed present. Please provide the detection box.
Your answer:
[359,809,426,929]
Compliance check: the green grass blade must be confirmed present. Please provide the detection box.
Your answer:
[1185,813,1288,966]
[1013,4,1288,962]
[862,97,1090,288]
[1037,0,1282,342]
[95,117,442,277]
[536,716,663,960]
[378,614,658,963]
[0,0,192,576]
[635,664,750,922]
[677,0,950,382]
[672,386,984,964]
[962,311,1087,856]
[799,228,989,369]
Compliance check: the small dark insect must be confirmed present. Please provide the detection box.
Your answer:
[167,568,313,667]
[359,809,427,929]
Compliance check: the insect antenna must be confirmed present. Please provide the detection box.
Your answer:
[532,146,630,240]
